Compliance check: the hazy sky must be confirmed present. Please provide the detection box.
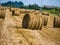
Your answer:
[0,0,60,7]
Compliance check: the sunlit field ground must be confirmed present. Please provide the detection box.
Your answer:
[0,6,60,45]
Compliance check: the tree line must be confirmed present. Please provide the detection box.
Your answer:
[1,1,60,15]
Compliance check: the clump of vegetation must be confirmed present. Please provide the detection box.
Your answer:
[42,6,60,15]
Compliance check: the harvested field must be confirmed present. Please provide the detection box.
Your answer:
[0,6,60,45]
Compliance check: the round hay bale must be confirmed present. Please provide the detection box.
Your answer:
[22,13,30,28]
[0,18,4,26]
[42,12,49,16]
[38,16,43,30]
[28,13,35,29]
[20,9,26,13]
[22,13,43,30]
[47,15,54,28]
[12,10,20,16]
[54,16,60,28]
[30,14,43,30]
[30,15,37,29]
[12,10,14,15]
[42,15,48,26]
[0,10,5,19]
[35,15,40,29]
[14,10,20,16]
[25,10,31,13]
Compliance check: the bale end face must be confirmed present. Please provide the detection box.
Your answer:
[22,14,30,28]
[54,16,60,28]
[0,12,5,19]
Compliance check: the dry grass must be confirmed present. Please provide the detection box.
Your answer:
[0,7,60,45]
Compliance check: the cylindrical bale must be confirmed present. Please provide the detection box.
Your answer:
[28,13,41,29]
[31,14,41,29]
[26,13,36,29]
[22,13,43,30]
[20,9,27,13]
[42,11,49,16]
[0,18,4,26]
[30,15,43,30]
[12,9,20,16]
[35,15,40,29]
[22,13,31,28]
[30,15,36,29]
[38,16,43,30]
[47,15,54,28]
[9,13,32,28]
[42,15,48,26]
[14,10,20,16]
[0,10,5,19]
[54,16,60,28]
